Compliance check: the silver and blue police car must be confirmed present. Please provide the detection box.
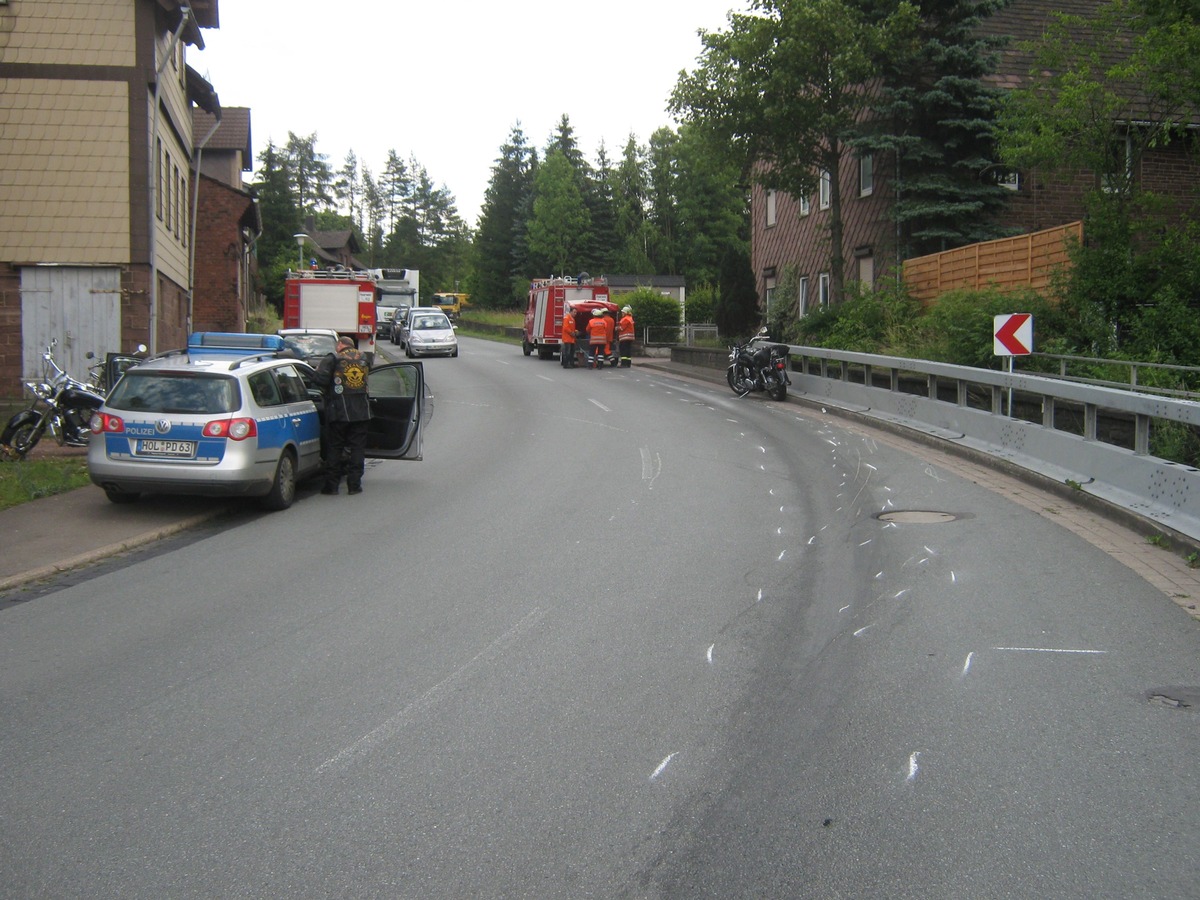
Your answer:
[88,333,426,510]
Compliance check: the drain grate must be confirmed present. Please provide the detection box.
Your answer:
[878,510,960,524]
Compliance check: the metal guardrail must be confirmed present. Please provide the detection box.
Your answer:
[1023,352,1200,400]
[781,345,1200,542]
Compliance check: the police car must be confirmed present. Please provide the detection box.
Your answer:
[87,333,424,510]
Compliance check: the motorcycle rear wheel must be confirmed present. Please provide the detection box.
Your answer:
[0,410,45,461]
[767,379,788,401]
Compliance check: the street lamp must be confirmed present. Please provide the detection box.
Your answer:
[293,233,307,270]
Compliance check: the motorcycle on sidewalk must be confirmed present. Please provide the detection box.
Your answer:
[1,339,108,461]
[727,328,791,402]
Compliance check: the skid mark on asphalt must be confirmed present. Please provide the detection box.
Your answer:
[315,607,548,774]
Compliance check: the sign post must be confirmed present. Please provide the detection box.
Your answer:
[994,313,1033,416]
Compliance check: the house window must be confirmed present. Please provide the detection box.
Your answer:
[798,276,809,316]
[173,163,181,236]
[799,194,810,216]
[179,172,188,246]
[1102,132,1133,194]
[766,189,777,227]
[163,153,171,226]
[157,141,164,220]
[819,170,831,209]
[859,155,874,197]
[999,171,1021,191]
[856,254,874,288]
[818,273,831,307]
[765,275,777,313]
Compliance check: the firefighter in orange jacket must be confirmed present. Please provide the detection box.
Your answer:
[617,306,635,368]
[586,308,608,369]
[602,308,616,365]
[561,305,578,368]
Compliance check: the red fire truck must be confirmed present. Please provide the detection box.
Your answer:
[522,275,617,362]
[283,269,378,362]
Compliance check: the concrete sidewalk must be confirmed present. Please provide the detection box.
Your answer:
[0,446,228,593]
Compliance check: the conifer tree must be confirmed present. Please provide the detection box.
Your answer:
[475,124,535,308]
[854,0,1013,260]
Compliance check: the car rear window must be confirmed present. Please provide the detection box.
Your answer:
[106,371,240,414]
[283,335,336,358]
[414,315,450,330]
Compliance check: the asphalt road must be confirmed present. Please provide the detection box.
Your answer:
[1,336,1197,898]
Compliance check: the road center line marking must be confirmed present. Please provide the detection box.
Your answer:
[589,398,611,412]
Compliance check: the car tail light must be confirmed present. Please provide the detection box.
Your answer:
[203,417,258,440]
[90,412,124,434]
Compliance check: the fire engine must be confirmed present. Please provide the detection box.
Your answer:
[283,268,378,362]
[522,275,617,361]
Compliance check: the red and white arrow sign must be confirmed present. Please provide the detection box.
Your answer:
[994,313,1033,356]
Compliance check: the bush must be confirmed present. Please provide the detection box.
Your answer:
[685,283,717,324]
[907,287,1066,368]
[622,286,681,332]
[792,282,922,353]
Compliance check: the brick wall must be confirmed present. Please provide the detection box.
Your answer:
[192,175,251,333]
[0,263,22,397]
[751,138,1200,314]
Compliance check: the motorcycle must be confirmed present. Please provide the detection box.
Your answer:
[0,339,107,461]
[727,328,791,401]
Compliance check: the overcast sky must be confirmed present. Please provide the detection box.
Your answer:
[191,1,748,228]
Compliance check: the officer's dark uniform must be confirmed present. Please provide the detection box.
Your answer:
[314,339,370,495]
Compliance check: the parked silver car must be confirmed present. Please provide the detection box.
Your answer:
[89,333,425,510]
[403,310,458,358]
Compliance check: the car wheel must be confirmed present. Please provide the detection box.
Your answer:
[522,340,532,357]
[104,486,140,504]
[261,450,297,511]
[406,345,414,358]
[452,346,459,357]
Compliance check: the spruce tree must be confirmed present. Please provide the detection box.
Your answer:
[855,0,1014,260]
[474,124,535,308]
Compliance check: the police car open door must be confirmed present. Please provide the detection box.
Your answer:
[364,362,424,460]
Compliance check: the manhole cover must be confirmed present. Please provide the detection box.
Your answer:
[878,510,959,524]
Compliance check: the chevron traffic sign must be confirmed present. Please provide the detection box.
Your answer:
[994,313,1033,356]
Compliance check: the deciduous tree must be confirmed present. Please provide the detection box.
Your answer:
[671,0,918,305]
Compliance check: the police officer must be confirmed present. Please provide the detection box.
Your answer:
[315,335,370,495]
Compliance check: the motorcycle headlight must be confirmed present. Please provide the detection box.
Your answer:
[26,381,53,400]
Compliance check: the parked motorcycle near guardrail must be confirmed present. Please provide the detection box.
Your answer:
[0,339,107,460]
[727,329,791,401]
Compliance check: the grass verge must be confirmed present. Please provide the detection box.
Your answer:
[0,456,92,510]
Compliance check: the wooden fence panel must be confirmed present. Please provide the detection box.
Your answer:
[903,221,1081,303]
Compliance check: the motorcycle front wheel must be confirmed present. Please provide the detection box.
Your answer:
[727,365,752,397]
[0,410,47,460]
